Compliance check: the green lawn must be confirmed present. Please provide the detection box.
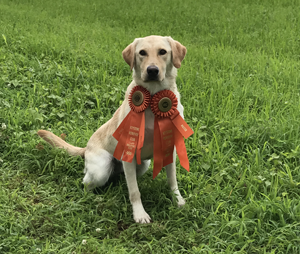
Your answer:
[1,0,300,253]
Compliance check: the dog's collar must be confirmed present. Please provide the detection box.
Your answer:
[113,86,193,179]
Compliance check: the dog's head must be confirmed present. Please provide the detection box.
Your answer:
[122,36,186,84]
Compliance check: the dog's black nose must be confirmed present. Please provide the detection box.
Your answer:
[147,66,159,79]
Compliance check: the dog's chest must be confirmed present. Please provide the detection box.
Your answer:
[140,108,155,160]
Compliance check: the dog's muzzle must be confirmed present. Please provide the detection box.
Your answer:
[146,66,159,81]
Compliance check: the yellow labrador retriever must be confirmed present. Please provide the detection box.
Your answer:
[38,35,187,223]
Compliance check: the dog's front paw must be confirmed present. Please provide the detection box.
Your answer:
[133,209,151,224]
[177,196,186,207]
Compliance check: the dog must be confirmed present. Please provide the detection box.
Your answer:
[38,35,187,223]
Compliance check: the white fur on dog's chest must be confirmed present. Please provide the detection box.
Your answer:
[140,108,155,160]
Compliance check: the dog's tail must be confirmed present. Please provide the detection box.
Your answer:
[37,130,86,157]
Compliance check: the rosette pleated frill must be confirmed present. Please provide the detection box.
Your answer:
[113,86,193,179]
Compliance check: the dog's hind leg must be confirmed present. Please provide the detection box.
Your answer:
[83,149,114,190]
[165,149,186,207]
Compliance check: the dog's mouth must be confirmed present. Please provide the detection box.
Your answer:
[144,77,165,83]
[145,76,160,82]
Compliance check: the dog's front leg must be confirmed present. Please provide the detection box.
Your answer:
[165,149,186,207]
[123,160,151,223]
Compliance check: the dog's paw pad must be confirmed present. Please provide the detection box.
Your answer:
[134,211,151,224]
[177,197,186,207]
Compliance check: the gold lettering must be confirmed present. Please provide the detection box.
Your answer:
[126,144,135,149]
[130,137,136,141]
[166,140,172,146]
[130,126,139,131]
[129,131,138,136]
[163,135,173,140]
[163,129,172,135]
[181,124,187,132]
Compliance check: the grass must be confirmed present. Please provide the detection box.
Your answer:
[1,0,300,252]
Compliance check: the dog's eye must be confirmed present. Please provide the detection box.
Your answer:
[159,49,167,55]
[139,50,147,56]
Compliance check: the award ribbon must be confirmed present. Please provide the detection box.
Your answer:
[113,87,193,179]
[151,90,194,179]
[113,86,150,164]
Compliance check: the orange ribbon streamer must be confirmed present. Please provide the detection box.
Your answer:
[113,87,193,179]
[151,90,194,179]
[113,86,150,164]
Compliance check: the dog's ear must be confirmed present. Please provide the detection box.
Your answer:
[122,40,137,71]
[167,37,187,69]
